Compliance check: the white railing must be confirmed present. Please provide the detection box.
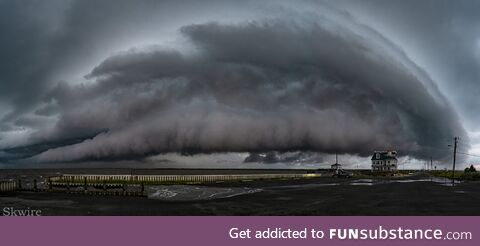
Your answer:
[49,173,321,183]
[0,180,17,192]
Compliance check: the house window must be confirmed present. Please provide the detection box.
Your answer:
[376,153,380,159]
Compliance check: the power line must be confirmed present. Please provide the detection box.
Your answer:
[457,152,480,158]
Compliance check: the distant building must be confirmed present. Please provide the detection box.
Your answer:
[371,151,397,172]
[331,153,342,170]
[331,163,342,170]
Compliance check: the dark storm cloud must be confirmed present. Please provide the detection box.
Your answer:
[0,0,474,167]
[33,15,467,163]
[0,0,229,141]
[244,152,325,164]
[332,0,480,129]
[0,0,67,123]
[0,0,192,151]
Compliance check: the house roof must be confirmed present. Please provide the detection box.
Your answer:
[371,152,397,161]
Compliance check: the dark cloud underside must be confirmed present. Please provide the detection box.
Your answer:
[0,0,475,167]
[34,17,466,163]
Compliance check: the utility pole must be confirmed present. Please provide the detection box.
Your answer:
[430,157,433,171]
[335,153,338,164]
[452,137,458,184]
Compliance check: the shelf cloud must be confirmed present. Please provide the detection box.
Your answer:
[0,0,475,167]
[34,16,467,163]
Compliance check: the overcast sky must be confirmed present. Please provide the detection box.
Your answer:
[1,0,479,169]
